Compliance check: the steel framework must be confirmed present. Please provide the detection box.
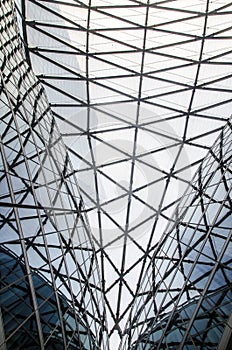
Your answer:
[121,120,232,349]
[0,1,108,348]
[1,0,232,348]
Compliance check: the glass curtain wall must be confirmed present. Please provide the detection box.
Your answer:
[16,1,232,342]
[121,120,232,349]
[0,1,108,349]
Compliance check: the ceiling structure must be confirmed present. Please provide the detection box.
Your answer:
[16,0,232,346]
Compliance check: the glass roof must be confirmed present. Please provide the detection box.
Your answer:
[16,0,232,346]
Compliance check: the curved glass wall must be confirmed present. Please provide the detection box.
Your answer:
[0,1,108,349]
[1,0,232,348]
[121,120,232,349]
[15,0,232,341]
[1,247,99,350]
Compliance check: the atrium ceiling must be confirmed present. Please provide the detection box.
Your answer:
[16,0,232,345]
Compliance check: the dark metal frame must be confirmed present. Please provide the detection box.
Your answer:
[2,0,232,344]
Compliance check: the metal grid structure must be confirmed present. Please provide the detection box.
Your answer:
[0,1,108,348]
[16,0,232,341]
[121,120,232,349]
[0,0,231,348]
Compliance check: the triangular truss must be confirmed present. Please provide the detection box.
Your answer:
[16,0,232,342]
[121,120,232,349]
[0,2,107,347]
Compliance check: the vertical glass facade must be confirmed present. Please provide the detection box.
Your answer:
[0,1,107,349]
[121,121,232,349]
